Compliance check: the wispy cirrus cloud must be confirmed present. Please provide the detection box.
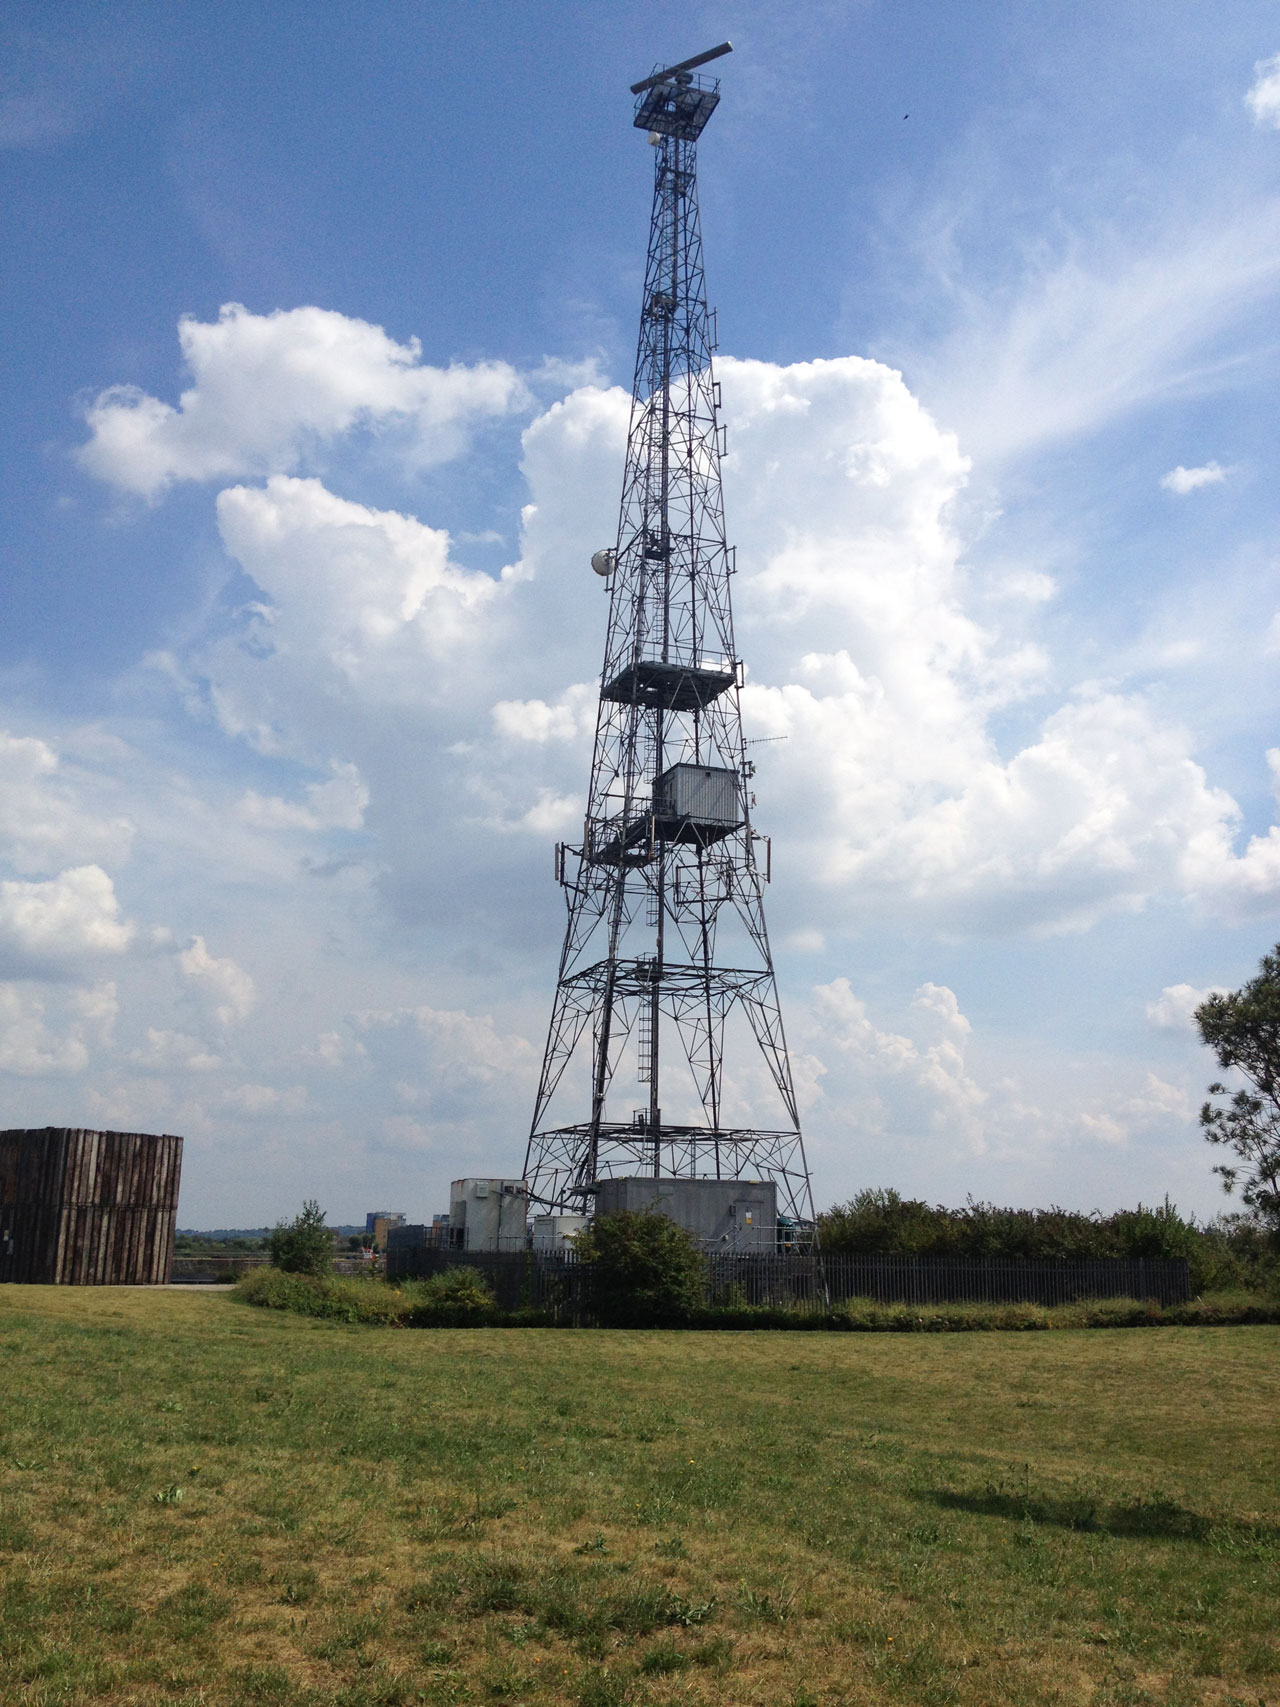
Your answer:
[912,205,1280,463]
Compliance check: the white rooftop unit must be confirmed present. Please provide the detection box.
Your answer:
[449,1178,528,1252]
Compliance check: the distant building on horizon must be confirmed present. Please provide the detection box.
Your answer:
[365,1210,406,1251]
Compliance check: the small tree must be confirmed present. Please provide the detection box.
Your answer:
[574,1210,705,1327]
[1196,949,1280,1234]
[268,1200,334,1276]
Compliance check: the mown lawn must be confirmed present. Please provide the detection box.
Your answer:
[0,1287,1276,1707]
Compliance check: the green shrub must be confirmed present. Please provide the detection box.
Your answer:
[267,1199,334,1277]
[402,1266,498,1325]
[574,1210,705,1327]
[235,1264,501,1327]
[817,1189,1280,1294]
[234,1268,410,1325]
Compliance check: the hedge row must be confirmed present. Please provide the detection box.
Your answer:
[233,1265,507,1326]
[817,1190,1280,1295]
[233,1269,1280,1332]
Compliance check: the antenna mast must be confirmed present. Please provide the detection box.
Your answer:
[523,46,815,1239]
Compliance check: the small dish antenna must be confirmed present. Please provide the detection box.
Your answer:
[591,548,616,577]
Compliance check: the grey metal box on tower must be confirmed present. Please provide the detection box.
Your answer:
[655,763,739,833]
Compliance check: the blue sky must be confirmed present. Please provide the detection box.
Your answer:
[3,1,1280,1227]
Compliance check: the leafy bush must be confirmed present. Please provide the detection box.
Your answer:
[267,1199,334,1277]
[574,1210,706,1327]
[235,1267,408,1323]
[403,1266,498,1325]
[235,1263,502,1327]
[817,1188,1279,1294]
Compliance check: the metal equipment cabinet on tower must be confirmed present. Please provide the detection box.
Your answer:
[523,45,816,1240]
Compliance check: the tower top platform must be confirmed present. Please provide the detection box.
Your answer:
[633,72,721,141]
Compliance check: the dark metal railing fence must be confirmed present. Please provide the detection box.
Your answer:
[384,1242,1191,1319]
[713,1252,1190,1308]
[170,1255,271,1282]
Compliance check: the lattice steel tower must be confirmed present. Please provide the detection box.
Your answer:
[523,44,815,1236]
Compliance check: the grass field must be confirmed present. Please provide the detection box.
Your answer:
[0,1288,1276,1707]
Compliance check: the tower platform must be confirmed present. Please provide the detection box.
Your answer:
[601,657,735,712]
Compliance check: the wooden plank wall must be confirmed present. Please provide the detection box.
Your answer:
[0,1128,183,1285]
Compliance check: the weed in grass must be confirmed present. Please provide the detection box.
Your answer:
[612,1587,716,1633]
[690,1634,735,1672]
[469,1565,525,1614]
[575,1666,634,1706]
[402,1572,464,1617]
[738,1581,795,1624]
[229,1665,295,1703]
[274,1564,319,1604]
[224,1554,264,1586]
[332,1677,412,1706]
[0,1503,32,1549]
[419,1680,469,1706]
[1209,1522,1280,1561]
[574,1531,608,1554]
[154,1581,232,1636]
[1187,1633,1225,1676]
[652,1535,685,1557]
[1238,1638,1279,1675]
[480,1658,536,1700]
[639,1637,690,1674]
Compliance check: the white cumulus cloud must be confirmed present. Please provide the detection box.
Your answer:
[178,935,256,1025]
[810,977,988,1146]
[129,1027,221,1073]
[1246,53,1280,129]
[222,1082,307,1116]
[1145,983,1223,1031]
[0,866,133,976]
[0,731,134,876]
[213,476,501,728]
[491,684,597,744]
[0,985,90,1076]
[1160,461,1228,494]
[77,303,528,499]
[236,760,369,832]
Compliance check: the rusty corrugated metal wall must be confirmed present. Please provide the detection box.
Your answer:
[0,1128,182,1285]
